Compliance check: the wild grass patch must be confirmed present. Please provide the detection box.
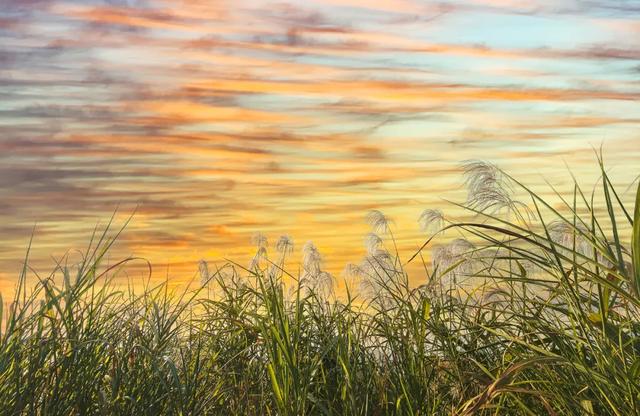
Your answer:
[1,156,638,415]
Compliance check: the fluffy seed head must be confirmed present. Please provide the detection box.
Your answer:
[364,233,384,255]
[276,235,294,254]
[249,246,268,270]
[431,238,476,283]
[251,232,268,249]
[343,263,364,278]
[462,160,514,213]
[418,209,444,233]
[302,241,322,274]
[300,270,334,298]
[548,220,591,257]
[366,210,392,234]
[199,260,210,286]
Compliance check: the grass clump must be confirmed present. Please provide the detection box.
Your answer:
[1,156,639,415]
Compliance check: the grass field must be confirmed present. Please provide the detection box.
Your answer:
[1,157,638,415]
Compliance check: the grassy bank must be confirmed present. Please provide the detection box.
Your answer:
[1,157,638,415]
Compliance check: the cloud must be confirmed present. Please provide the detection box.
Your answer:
[316,0,427,15]
[1,0,53,13]
[59,4,207,32]
[1,0,639,291]
[187,77,640,103]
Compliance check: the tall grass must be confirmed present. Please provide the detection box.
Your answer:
[1,157,638,415]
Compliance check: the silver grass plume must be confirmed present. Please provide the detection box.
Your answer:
[449,238,475,256]
[366,210,392,234]
[548,220,591,257]
[356,247,400,301]
[360,248,395,278]
[301,270,334,298]
[269,235,294,279]
[302,241,322,275]
[251,232,268,249]
[364,233,384,255]
[299,241,333,298]
[343,262,365,279]
[357,277,379,301]
[249,232,268,271]
[343,263,365,291]
[418,209,444,234]
[199,260,210,286]
[249,246,268,271]
[276,235,294,255]
[462,160,515,213]
[431,238,477,285]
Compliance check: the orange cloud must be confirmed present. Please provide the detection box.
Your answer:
[59,5,212,33]
[188,78,639,103]
[318,0,426,14]
[134,100,301,125]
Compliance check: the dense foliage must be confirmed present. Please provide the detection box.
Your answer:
[1,158,638,415]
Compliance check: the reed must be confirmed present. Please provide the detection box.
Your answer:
[1,157,638,415]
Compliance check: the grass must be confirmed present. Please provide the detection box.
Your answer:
[0,156,639,415]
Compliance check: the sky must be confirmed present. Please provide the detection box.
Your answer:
[1,0,639,290]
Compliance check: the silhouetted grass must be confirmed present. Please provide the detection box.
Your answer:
[1,155,638,415]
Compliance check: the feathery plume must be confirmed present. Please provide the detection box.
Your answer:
[251,232,268,249]
[364,233,384,255]
[199,260,210,286]
[418,209,444,234]
[366,210,392,234]
[302,241,322,275]
[300,270,334,298]
[249,245,268,271]
[357,277,377,300]
[431,238,476,284]
[462,160,514,213]
[343,263,364,279]
[343,262,366,296]
[548,220,591,257]
[449,238,475,256]
[359,248,395,277]
[276,235,294,254]
[355,245,402,301]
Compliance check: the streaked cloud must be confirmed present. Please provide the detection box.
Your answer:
[0,0,638,290]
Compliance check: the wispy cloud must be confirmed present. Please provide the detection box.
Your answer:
[0,0,638,288]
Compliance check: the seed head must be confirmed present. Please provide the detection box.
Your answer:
[366,210,393,234]
[251,232,268,249]
[199,260,210,286]
[462,160,514,213]
[276,235,294,254]
[548,220,591,257]
[364,233,384,255]
[302,241,322,274]
[418,209,444,234]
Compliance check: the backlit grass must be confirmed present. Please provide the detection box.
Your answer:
[1,156,638,415]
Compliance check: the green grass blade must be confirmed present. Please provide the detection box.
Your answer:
[632,181,640,297]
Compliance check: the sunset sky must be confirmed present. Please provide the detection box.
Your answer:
[1,0,639,290]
